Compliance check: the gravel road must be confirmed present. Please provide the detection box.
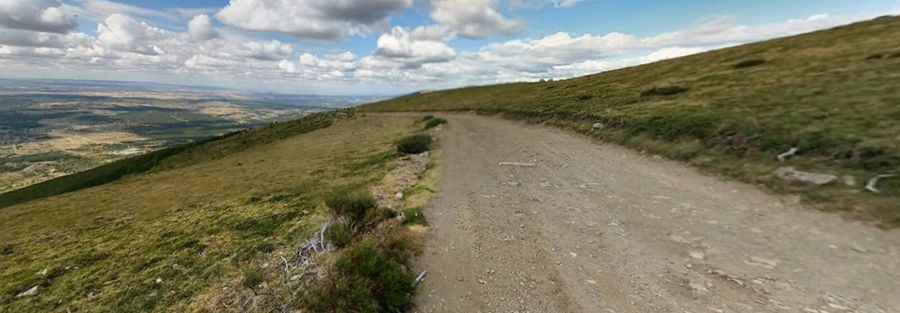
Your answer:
[413,114,900,313]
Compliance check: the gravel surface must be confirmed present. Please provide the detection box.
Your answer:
[413,114,900,313]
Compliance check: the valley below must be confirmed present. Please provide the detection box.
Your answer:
[0,80,382,193]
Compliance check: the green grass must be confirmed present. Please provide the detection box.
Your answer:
[325,188,378,227]
[363,16,900,227]
[0,113,425,312]
[0,111,338,208]
[402,207,428,226]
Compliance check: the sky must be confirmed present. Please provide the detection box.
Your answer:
[0,0,898,95]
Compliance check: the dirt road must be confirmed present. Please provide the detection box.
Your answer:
[414,114,900,313]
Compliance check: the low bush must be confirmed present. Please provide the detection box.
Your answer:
[640,86,688,97]
[241,268,264,290]
[866,53,884,60]
[421,115,434,121]
[325,188,378,227]
[365,207,398,227]
[733,58,767,69]
[304,240,415,313]
[396,134,433,155]
[402,207,427,226]
[327,220,354,248]
[423,118,448,130]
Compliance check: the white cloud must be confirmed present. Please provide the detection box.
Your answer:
[241,40,292,61]
[78,0,179,21]
[216,0,412,40]
[0,6,889,94]
[187,14,217,41]
[430,0,524,38]
[375,26,456,67]
[96,14,169,55]
[509,0,584,9]
[0,0,77,33]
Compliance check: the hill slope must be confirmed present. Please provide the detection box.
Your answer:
[0,112,432,312]
[363,16,900,226]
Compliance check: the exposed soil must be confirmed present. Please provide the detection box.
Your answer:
[414,114,899,313]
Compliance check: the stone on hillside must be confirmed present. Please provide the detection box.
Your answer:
[17,286,38,298]
[774,167,837,186]
[592,123,604,130]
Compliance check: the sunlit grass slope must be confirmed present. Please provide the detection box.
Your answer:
[363,16,900,226]
[0,113,422,312]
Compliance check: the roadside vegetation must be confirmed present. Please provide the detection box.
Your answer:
[0,112,436,312]
[363,16,900,227]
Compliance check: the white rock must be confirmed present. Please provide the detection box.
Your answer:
[155,278,163,284]
[395,192,404,200]
[592,123,605,129]
[774,167,838,186]
[16,286,38,298]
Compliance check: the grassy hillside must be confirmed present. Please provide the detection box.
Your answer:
[364,16,900,226]
[0,112,432,312]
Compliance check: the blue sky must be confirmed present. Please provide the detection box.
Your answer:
[0,0,898,94]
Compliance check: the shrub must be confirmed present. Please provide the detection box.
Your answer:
[733,58,767,69]
[241,268,264,290]
[396,134,433,155]
[327,220,354,248]
[303,239,417,312]
[365,207,398,226]
[325,188,377,226]
[641,86,688,97]
[421,115,434,122]
[402,207,427,226]
[889,51,900,59]
[423,118,447,130]
[866,54,884,60]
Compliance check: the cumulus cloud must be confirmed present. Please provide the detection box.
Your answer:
[216,0,412,40]
[241,40,293,61]
[0,0,77,33]
[375,26,456,67]
[430,0,524,38]
[187,14,217,41]
[78,0,179,22]
[0,4,886,94]
[96,14,169,55]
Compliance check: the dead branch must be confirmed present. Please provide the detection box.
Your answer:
[777,147,799,162]
[865,174,896,193]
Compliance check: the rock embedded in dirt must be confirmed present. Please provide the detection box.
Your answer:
[774,167,838,186]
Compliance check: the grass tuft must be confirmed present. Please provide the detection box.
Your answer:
[241,268,264,290]
[326,220,354,248]
[325,188,378,227]
[640,86,688,97]
[396,134,433,155]
[402,207,427,226]
[733,58,767,69]
[423,118,448,130]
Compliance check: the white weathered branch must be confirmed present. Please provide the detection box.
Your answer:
[777,147,799,162]
[865,174,896,193]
